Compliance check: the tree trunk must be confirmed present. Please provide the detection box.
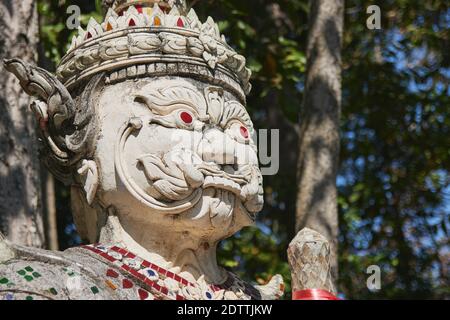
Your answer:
[43,172,58,250]
[295,0,344,284]
[0,0,45,247]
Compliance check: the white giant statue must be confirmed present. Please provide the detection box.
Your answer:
[0,0,285,300]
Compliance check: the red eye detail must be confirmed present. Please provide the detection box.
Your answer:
[240,126,249,139]
[180,112,193,124]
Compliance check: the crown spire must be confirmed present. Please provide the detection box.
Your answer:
[103,0,187,15]
[60,0,251,102]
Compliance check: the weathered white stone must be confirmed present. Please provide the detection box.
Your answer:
[0,0,283,300]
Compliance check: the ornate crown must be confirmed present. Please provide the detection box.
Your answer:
[56,0,252,102]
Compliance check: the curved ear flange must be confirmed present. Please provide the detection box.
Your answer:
[77,160,99,205]
[4,58,78,183]
[3,58,75,139]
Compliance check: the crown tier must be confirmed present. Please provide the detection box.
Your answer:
[56,4,252,101]
[112,0,174,14]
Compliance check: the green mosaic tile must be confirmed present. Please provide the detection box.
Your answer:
[24,275,33,282]
[25,296,33,301]
[49,288,58,295]
[90,286,99,294]
[32,272,41,278]
[17,270,26,276]
[25,266,33,272]
[0,278,8,284]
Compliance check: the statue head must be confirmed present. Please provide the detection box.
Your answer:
[4,0,262,250]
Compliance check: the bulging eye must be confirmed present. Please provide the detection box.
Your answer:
[175,110,196,129]
[239,126,249,139]
[179,111,193,124]
[147,107,199,131]
[226,122,251,143]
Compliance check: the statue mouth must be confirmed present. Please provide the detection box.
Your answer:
[202,176,242,198]
[197,163,250,200]
[197,163,263,215]
[137,151,262,214]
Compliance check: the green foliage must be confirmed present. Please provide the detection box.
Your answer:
[339,0,449,299]
[219,227,292,298]
[38,0,102,66]
[38,0,448,299]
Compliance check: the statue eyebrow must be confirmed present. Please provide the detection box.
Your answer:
[134,85,208,118]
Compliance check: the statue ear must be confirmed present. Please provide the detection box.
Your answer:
[3,58,75,131]
[77,160,99,205]
[3,58,77,183]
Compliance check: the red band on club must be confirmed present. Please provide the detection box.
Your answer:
[293,289,340,300]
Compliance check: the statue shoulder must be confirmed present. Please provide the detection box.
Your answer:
[0,239,116,300]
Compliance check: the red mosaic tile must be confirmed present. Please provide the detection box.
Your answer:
[101,253,116,262]
[160,287,169,295]
[106,269,119,278]
[146,281,165,296]
[174,274,182,282]
[81,244,203,300]
[129,269,146,281]
[83,246,100,255]
[122,279,133,289]
[210,285,221,292]
[118,249,127,255]
[152,283,161,291]
[156,266,166,275]
[138,288,149,300]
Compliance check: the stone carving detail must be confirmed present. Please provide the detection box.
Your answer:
[115,116,204,213]
[3,59,97,184]
[113,80,263,223]
[58,5,252,97]
[288,228,336,294]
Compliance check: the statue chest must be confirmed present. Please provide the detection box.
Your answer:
[0,243,262,300]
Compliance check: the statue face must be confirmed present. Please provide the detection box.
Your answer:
[94,77,263,240]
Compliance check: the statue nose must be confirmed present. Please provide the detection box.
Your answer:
[198,128,236,165]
